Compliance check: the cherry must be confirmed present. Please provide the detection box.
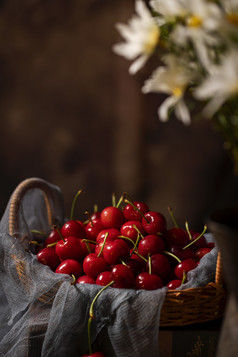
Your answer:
[123,258,142,277]
[37,246,60,271]
[145,253,171,281]
[135,272,163,290]
[102,239,130,265]
[207,242,215,249]
[174,258,198,280]
[79,239,96,259]
[123,200,149,221]
[142,211,167,235]
[120,220,145,244]
[167,279,182,289]
[43,227,62,247]
[100,206,124,229]
[111,264,135,289]
[164,227,189,248]
[83,253,108,279]
[76,275,96,285]
[137,234,165,258]
[96,271,113,286]
[61,220,86,239]
[96,228,120,244]
[187,229,207,250]
[129,249,147,267]
[55,259,82,279]
[55,236,82,261]
[195,247,212,260]
[85,217,105,241]
[169,245,196,263]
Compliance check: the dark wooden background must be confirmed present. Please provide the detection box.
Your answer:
[0,0,237,230]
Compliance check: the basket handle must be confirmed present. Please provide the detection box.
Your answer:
[215,250,224,286]
[8,177,61,238]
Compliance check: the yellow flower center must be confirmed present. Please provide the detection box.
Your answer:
[226,13,238,26]
[186,15,202,27]
[172,87,183,97]
[144,26,160,54]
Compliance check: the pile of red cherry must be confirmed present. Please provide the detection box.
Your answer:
[33,192,214,291]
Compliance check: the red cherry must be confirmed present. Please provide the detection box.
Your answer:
[85,218,105,241]
[83,253,108,279]
[135,272,163,290]
[82,352,106,357]
[61,220,86,239]
[96,228,120,244]
[37,246,60,271]
[167,279,182,289]
[145,253,171,281]
[207,242,215,249]
[100,206,124,229]
[120,220,145,244]
[55,259,82,278]
[123,201,149,221]
[43,228,62,247]
[169,245,196,263]
[111,264,135,289]
[137,234,165,258]
[124,258,142,277]
[55,236,82,261]
[195,247,212,260]
[142,211,167,235]
[187,229,207,250]
[129,249,147,267]
[96,271,113,286]
[164,227,189,247]
[102,239,130,265]
[79,239,96,260]
[76,275,96,285]
[175,259,198,279]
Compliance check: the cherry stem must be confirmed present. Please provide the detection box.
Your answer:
[54,225,65,242]
[29,240,41,246]
[185,221,193,241]
[85,211,93,226]
[130,228,142,256]
[70,274,76,285]
[168,206,179,228]
[132,250,148,262]
[116,194,124,208]
[123,192,150,223]
[97,233,108,257]
[70,189,83,221]
[118,235,136,247]
[112,192,116,207]
[148,255,152,275]
[181,271,187,285]
[31,229,48,237]
[183,224,207,250]
[87,281,114,355]
[93,204,99,213]
[47,242,58,248]
[163,250,181,263]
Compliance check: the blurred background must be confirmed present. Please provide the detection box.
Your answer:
[0,0,238,230]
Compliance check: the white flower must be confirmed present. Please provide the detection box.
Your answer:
[112,0,160,74]
[142,56,193,124]
[194,50,238,117]
[150,0,188,20]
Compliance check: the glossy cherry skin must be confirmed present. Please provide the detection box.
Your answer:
[167,279,182,289]
[175,259,198,279]
[188,230,207,250]
[55,259,82,278]
[120,220,146,244]
[61,220,86,239]
[83,253,108,279]
[85,218,105,241]
[195,247,212,260]
[96,271,113,286]
[135,272,163,290]
[111,264,135,289]
[142,211,167,235]
[37,246,60,271]
[76,275,96,285]
[123,201,149,221]
[137,234,165,258]
[100,206,124,229]
[103,239,130,265]
[82,352,106,357]
[96,228,120,244]
[145,253,171,281]
[164,227,189,248]
[55,236,82,261]
[43,228,62,247]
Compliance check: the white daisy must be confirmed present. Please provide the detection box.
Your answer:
[194,50,238,117]
[142,56,194,124]
[150,0,188,20]
[113,0,160,74]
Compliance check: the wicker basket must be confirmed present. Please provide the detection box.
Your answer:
[8,177,227,327]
